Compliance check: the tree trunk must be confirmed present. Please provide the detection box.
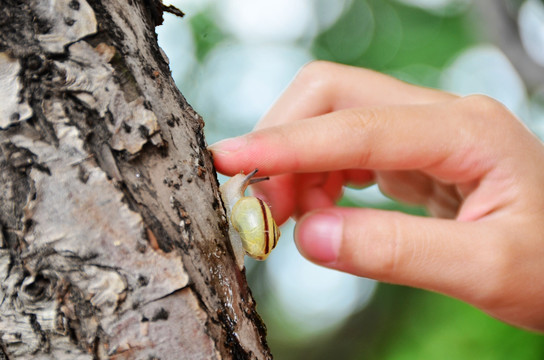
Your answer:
[0,0,270,358]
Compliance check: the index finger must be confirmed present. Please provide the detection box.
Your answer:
[211,97,500,183]
[256,61,457,131]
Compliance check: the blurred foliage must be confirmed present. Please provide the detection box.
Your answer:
[189,12,226,62]
[312,0,478,87]
[181,0,544,358]
[267,284,544,360]
[339,194,427,216]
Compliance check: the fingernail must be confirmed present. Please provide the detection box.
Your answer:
[208,136,247,155]
[295,212,343,264]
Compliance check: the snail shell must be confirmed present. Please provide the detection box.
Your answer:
[220,169,280,268]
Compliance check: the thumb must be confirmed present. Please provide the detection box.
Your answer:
[294,208,501,304]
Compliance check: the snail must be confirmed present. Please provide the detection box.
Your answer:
[220,169,280,269]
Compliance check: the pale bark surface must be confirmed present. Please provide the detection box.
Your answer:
[0,0,270,358]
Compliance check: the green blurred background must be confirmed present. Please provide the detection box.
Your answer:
[158,0,544,358]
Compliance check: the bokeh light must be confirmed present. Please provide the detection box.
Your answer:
[395,0,471,14]
[264,220,377,336]
[519,0,544,67]
[155,15,197,88]
[215,0,316,43]
[193,43,312,142]
[441,45,528,117]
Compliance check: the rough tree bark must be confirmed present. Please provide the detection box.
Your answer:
[0,0,270,359]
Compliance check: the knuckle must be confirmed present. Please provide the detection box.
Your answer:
[452,95,521,151]
[456,94,513,127]
[340,107,382,167]
[295,60,335,88]
[360,214,407,279]
[344,107,380,128]
[298,60,332,75]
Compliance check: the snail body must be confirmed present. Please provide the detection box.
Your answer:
[220,169,280,269]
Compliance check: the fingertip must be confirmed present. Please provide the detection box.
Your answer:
[209,132,283,176]
[208,136,250,176]
[208,136,248,155]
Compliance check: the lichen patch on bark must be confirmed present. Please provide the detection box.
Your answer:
[56,41,161,154]
[33,0,98,54]
[0,53,33,129]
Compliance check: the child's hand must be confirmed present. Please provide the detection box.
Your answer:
[210,61,544,332]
